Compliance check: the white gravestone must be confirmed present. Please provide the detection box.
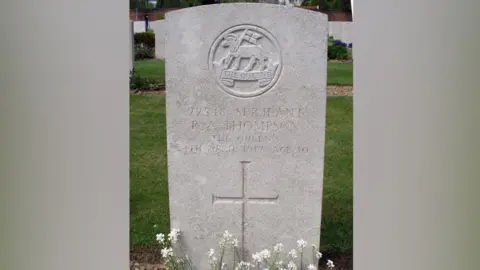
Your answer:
[129,20,134,73]
[165,3,328,268]
[150,20,166,60]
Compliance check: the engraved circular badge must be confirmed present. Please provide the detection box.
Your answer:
[208,24,283,98]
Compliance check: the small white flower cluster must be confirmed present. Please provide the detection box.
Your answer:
[207,248,218,269]
[252,249,271,264]
[273,243,284,253]
[156,233,165,245]
[154,228,191,270]
[219,230,239,248]
[156,228,181,246]
[297,239,307,252]
[234,261,252,270]
[312,244,323,259]
[169,228,181,244]
[154,228,335,270]
[327,259,335,269]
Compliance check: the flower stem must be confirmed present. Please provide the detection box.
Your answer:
[218,246,226,270]
[233,246,237,268]
[300,251,303,270]
[176,243,193,270]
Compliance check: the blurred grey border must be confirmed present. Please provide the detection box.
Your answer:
[1,0,479,270]
[354,1,479,270]
[0,0,129,270]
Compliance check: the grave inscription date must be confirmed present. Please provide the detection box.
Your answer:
[179,105,310,156]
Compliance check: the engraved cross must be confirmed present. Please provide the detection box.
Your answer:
[212,161,279,261]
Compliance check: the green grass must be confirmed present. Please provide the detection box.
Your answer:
[134,60,353,86]
[130,95,353,253]
[327,62,353,85]
[134,60,166,82]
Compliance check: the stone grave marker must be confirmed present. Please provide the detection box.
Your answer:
[150,20,166,60]
[165,3,328,268]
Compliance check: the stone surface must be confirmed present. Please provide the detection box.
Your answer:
[165,4,328,269]
[328,22,353,44]
[150,20,166,59]
[129,20,135,73]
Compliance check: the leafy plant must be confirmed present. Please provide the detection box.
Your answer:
[327,37,352,60]
[328,45,349,60]
[134,45,156,60]
[130,68,164,91]
[155,229,336,270]
[134,31,155,48]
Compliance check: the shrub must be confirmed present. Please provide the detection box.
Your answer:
[134,45,155,60]
[130,69,164,91]
[327,38,352,60]
[328,45,349,60]
[134,31,155,48]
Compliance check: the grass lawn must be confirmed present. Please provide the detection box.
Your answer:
[130,95,353,253]
[134,60,353,86]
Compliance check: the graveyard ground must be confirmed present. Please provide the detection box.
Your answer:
[132,60,353,96]
[130,89,353,269]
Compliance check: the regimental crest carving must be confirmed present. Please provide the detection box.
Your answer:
[208,25,283,98]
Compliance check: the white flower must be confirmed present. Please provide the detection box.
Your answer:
[168,228,181,244]
[273,243,284,253]
[316,251,322,259]
[287,261,297,270]
[276,261,284,267]
[252,249,271,264]
[153,224,158,228]
[160,247,173,258]
[307,264,317,270]
[221,263,228,270]
[232,238,239,247]
[252,253,262,264]
[288,249,298,259]
[156,233,165,244]
[209,256,218,267]
[259,249,271,259]
[223,230,233,241]
[327,260,335,268]
[235,261,251,270]
[297,239,307,251]
[207,249,215,258]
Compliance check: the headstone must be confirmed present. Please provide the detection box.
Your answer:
[165,3,328,269]
[150,20,166,60]
[129,20,135,73]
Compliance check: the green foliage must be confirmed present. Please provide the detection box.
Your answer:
[156,14,165,20]
[134,45,155,60]
[319,0,341,10]
[328,35,335,45]
[134,32,155,48]
[129,68,164,91]
[328,45,349,60]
